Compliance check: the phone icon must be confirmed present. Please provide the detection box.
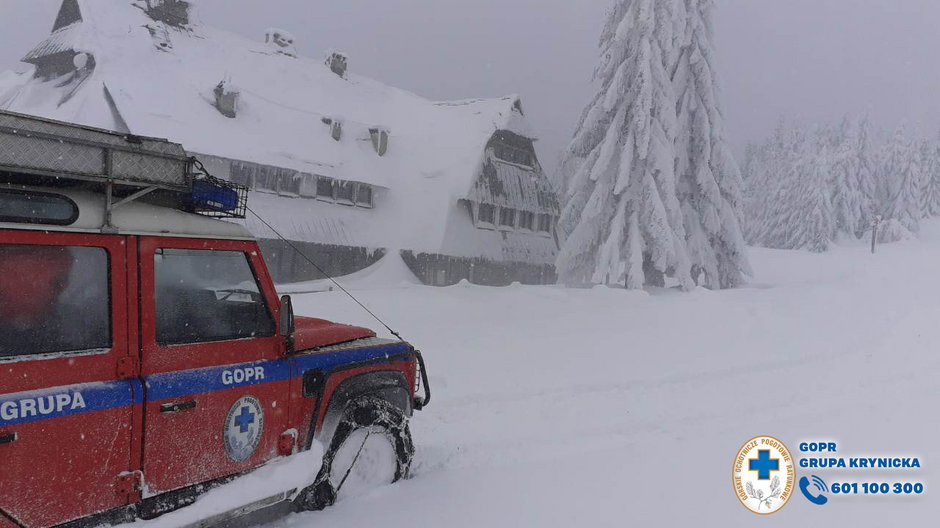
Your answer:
[799,475,829,505]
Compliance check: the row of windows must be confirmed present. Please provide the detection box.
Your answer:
[476,203,553,234]
[493,143,535,168]
[230,164,373,208]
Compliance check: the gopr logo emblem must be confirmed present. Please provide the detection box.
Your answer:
[732,435,795,514]
[224,395,264,462]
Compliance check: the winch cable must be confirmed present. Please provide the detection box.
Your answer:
[246,206,406,342]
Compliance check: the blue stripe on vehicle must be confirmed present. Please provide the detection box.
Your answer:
[145,342,412,401]
[145,360,293,401]
[0,344,414,426]
[130,378,144,405]
[292,341,412,374]
[0,380,137,427]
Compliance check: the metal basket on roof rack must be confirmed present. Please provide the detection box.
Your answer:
[187,158,248,219]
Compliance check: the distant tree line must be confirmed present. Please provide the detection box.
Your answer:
[743,118,940,251]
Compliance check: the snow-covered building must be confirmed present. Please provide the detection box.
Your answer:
[0,0,560,286]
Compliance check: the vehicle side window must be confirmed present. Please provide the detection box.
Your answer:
[154,249,275,345]
[0,245,111,359]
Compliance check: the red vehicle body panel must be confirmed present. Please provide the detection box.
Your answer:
[0,229,417,527]
[137,236,289,493]
[0,230,136,527]
[293,316,375,351]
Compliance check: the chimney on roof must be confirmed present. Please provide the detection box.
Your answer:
[369,126,390,156]
[143,0,192,27]
[264,28,298,58]
[325,51,347,79]
[322,117,342,141]
[214,80,239,118]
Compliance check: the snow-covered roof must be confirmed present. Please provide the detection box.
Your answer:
[22,22,88,64]
[2,0,532,189]
[0,0,549,259]
[0,71,27,96]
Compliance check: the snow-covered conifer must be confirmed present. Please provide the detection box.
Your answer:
[828,118,866,238]
[557,0,694,289]
[744,123,835,251]
[882,127,921,233]
[919,137,940,217]
[792,141,835,251]
[672,0,751,288]
[557,0,748,289]
[853,117,880,233]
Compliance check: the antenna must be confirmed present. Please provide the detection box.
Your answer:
[245,206,406,342]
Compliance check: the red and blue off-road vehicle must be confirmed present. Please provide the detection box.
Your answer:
[0,111,430,528]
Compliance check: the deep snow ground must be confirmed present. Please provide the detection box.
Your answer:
[267,225,940,526]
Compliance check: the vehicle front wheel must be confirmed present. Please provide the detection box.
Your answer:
[297,396,413,511]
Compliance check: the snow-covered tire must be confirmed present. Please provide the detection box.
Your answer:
[298,396,413,511]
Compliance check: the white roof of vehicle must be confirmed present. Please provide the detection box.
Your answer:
[0,184,253,240]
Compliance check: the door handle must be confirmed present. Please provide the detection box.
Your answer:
[159,401,197,414]
[0,433,17,445]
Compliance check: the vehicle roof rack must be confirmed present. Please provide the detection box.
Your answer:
[0,110,248,228]
[0,109,191,191]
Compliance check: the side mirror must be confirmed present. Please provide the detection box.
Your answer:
[279,295,295,354]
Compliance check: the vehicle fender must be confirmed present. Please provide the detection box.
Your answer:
[313,370,411,447]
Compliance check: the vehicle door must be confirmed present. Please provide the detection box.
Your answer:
[137,236,290,494]
[0,229,137,528]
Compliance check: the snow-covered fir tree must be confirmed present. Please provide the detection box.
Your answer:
[828,119,866,238]
[557,0,749,289]
[557,0,691,289]
[793,137,836,251]
[852,117,880,234]
[673,0,751,288]
[743,120,793,246]
[918,138,940,217]
[882,127,922,233]
[743,123,834,252]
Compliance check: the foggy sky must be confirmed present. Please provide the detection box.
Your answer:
[3,0,940,170]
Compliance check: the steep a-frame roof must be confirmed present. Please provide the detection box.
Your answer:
[0,0,555,263]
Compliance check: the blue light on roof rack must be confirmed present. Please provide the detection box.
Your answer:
[186,158,248,219]
[192,179,239,212]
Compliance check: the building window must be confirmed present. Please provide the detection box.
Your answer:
[278,171,301,196]
[336,181,356,204]
[356,184,373,208]
[230,163,253,188]
[255,167,278,193]
[493,143,533,168]
[299,173,317,198]
[498,208,516,228]
[538,214,553,233]
[316,177,334,200]
[519,211,535,231]
[478,203,496,225]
